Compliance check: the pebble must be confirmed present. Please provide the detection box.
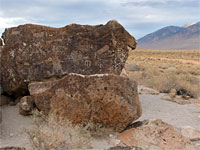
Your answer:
[9,133,14,137]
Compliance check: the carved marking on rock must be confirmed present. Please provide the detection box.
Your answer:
[96,45,109,55]
[85,60,91,68]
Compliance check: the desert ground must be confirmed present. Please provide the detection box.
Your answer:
[126,49,200,99]
[1,49,200,150]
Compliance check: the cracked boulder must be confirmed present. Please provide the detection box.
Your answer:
[0,20,137,96]
[29,73,142,132]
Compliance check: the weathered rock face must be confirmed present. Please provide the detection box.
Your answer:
[29,73,142,132]
[0,95,12,106]
[181,126,200,141]
[0,38,3,46]
[0,20,137,96]
[118,119,195,150]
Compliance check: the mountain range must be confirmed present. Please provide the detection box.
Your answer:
[137,22,200,50]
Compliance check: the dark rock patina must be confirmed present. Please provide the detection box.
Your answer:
[0,20,137,96]
[28,73,142,132]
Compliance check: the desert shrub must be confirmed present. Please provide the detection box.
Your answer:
[146,73,177,93]
[26,110,93,150]
[127,49,200,98]
[26,110,115,150]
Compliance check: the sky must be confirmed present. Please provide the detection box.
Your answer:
[0,0,199,39]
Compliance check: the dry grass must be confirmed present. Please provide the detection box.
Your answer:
[26,110,113,150]
[26,110,93,150]
[127,49,200,98]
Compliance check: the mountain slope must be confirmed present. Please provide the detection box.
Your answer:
[137,22,200,50]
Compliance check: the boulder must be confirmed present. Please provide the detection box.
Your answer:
[29,73,142,132]
[0,20,137,96]
[118,119,195,150]
[19,96,34,116]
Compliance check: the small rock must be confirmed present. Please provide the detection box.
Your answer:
[33,137,39,147]
[19,96,34,116]
[9,133,14,137]
[161,94,172,101]
[139,87,159,95]
[181,126,200,141]
[183,95,190,100]
[109,139,121,146]
[107,146,133,150]
[169,89,176,98]
[122,120,149,131]
[120,68,129,77]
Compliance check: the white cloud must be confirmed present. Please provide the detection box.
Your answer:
[0,0,199,38]
[0,16,28,34]
[0,17,27,28]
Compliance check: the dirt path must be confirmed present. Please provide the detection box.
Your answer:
[150,57,200,65]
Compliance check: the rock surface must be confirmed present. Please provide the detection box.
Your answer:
[0,37,3,46]
[181,126,200,141]
[118,119,195,150]
[19,96,34,116]
[0,95,12,106]
[0,20,137,96]
[107,146,132,150]
[0,147,26,150]
[29,73,142,132]
[0,110,2,123]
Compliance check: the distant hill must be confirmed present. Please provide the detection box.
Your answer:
[137,22,200,50]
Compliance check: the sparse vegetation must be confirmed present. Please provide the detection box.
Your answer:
[127,49,200,98]
[26,110,113,150]
[26,110,92,150]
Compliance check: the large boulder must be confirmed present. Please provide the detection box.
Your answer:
[29,73,142,132]
[0,20,137,96]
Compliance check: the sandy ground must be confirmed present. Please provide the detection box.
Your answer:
[138,94,200,130]
[0,91,200,149]
[0,104,33,149]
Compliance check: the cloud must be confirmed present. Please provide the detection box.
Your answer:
[0,0,199,39]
